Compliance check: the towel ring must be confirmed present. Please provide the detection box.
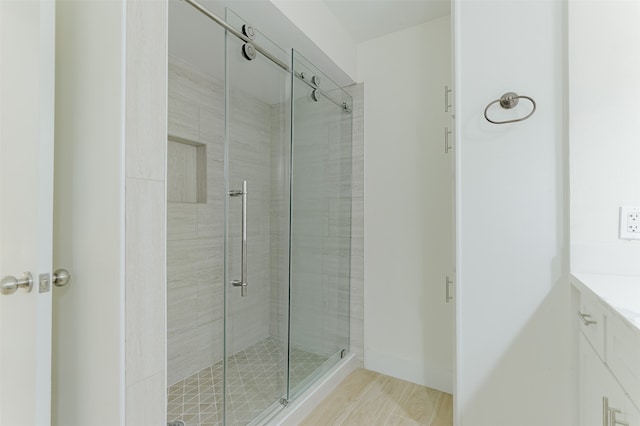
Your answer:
[484,92,536,124]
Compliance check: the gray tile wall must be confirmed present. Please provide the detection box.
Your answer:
[167,56,282,385]
[167,55,364,387]
[167,56,225,386]
[125,1,167,423]
[225,87,283,357]
[286,81,364,365]
[288,98,351,356]
[268,102,291,351]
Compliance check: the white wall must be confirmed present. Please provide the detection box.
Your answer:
[53,1,125,424]
[357,16,454,393]
[454,1,570,424]
[569,0,640,276]
[53,1,167,424]
[268,0,358,81]
[0,1,54,424]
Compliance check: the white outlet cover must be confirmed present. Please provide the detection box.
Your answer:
[619,206,640,240]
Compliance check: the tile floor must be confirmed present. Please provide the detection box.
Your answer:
[300,369,453,426]
[167,337,331,426]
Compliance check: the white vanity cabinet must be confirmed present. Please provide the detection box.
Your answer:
[580,333,639,426]
[573,275,640,426]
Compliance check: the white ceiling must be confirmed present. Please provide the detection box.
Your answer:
[323,0,451,43]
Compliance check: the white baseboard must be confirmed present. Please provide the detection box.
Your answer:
[365,350,453,394]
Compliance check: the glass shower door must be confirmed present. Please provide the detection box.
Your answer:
[223,9,291,425]
[288,50,353,399]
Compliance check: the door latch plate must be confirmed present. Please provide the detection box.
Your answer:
[39,273,50,293]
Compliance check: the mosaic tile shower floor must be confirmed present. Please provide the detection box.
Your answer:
[167,338,330,426]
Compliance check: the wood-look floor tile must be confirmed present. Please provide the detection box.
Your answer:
[339,374,410,425]
[387,414,423,426]
[391,382,441,424]
[430,392,453,426]
[300,369,453,426]
[300,369,379,425]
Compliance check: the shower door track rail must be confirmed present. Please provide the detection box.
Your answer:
[181,0,352,114]
[182,0,290,71]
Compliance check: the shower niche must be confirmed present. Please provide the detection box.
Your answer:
[167,2,353,425]
[167,136,207,204]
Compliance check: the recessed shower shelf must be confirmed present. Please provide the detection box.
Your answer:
[167,133,207,204]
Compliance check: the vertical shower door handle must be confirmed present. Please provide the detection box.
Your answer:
[230,180,248,297]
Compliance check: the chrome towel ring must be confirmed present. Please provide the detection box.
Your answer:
[484,92,536,124]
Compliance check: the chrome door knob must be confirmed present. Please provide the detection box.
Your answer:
[52,269,71,287]
[1,272,34,295]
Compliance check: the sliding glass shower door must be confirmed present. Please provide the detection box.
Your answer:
[288,50,353,399]
[168,4,352,424]
[223,10,291,425]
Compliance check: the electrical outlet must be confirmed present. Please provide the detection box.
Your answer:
[619,206,640,240]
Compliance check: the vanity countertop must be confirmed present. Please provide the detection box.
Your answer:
[571,272,640,331]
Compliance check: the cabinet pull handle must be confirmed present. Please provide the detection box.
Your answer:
[610,407,630,426]
[444,85,452,112]
[578,311,597,326]
[444,127,453,153]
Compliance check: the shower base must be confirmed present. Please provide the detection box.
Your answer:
[167,337,329,426]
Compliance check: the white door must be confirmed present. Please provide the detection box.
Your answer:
[0,1,55,424]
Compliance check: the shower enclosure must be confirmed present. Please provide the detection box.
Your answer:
[166,2,353,425]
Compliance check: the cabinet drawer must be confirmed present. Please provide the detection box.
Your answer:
[607,312,640,409]
[577,285,607,361]
[580,333,640,426]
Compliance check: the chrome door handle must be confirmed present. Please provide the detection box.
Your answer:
[578,311,597,326]
[1,272,34,295]
[230,180,248,297]
[52,269,71,287]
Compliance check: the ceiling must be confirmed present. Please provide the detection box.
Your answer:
[323,0,451,43]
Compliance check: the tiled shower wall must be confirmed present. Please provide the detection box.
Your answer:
[269,83,365,364]
[284,84,364,363]
[287,90,352,357]
[269,102,291,344]
[167,56,225,386]
[167,55,365,386]
[167,56,283,385]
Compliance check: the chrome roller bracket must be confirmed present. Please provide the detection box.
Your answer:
[241,24,256,40]
[242,43,257,61]
[311,89,321,102]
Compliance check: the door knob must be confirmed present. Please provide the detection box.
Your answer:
[1,272,34,295]
[52,269,71,287]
